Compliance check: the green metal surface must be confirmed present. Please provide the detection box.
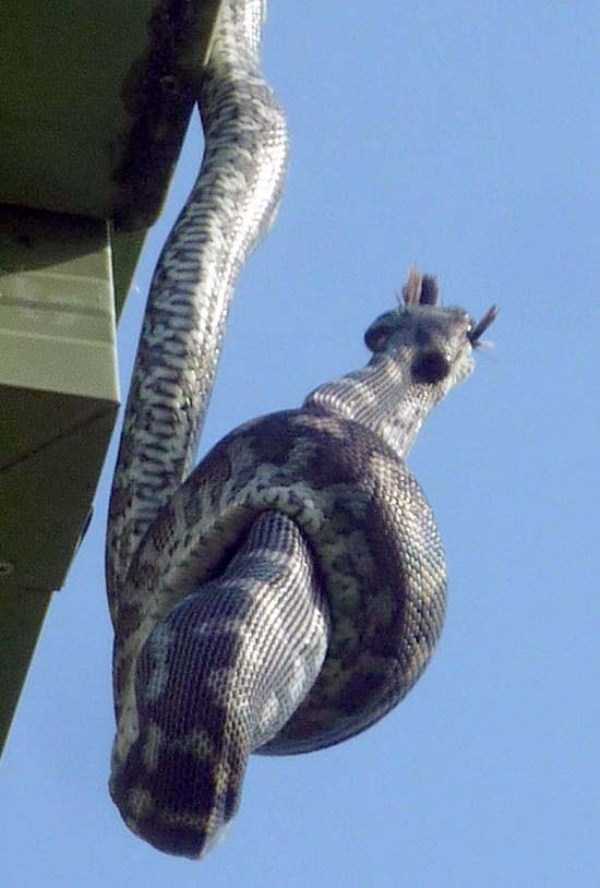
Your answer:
[0,207,119,754]
[0,586,51,756]
[0,0,221,229]
[0,0,225,755]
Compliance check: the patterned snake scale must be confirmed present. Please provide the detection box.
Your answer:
[106,0,497,860]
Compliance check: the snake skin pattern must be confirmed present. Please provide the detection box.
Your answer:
[106,0,496,859]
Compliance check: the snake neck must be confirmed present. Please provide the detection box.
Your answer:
[304,355,436,459]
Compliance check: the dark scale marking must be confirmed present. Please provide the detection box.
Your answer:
[140,818,206,860]
[116,602,143,641]
[246,415,296,466]
[223,770,243,820]
[152,747,217,814]
[339,669,388,715]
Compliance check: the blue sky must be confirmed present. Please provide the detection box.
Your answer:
[3,2,599,885]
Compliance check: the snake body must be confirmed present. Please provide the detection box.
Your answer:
[106,0,495,859]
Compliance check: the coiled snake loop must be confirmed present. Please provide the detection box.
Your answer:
[106,0,496,859]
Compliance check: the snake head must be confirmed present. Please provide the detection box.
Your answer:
[364,268,497,398]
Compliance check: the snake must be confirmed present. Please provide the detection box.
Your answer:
[105,0,496,860]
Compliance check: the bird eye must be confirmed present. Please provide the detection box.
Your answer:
[364,323,389,352]
[364,310,400,352]
[411,349,450,384]
[365,330,386,351]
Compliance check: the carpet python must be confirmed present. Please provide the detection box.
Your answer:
[106,0,496,859]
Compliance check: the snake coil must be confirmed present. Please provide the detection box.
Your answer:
[106,0,496,859]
